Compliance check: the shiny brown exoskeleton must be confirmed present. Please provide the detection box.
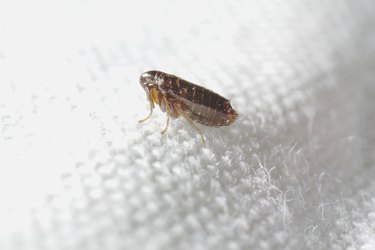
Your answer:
[139,70,238,143]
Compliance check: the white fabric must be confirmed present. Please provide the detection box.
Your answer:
[0,0,375,249]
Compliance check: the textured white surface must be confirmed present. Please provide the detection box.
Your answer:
[1,0,375,249]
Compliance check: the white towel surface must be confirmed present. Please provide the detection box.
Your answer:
[0,0,375,249]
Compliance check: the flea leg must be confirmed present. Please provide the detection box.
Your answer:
[139,100,154,123]
[161,98,170,134]
[180,112,206,145]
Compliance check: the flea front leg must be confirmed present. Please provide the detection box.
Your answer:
[139,100,154,123]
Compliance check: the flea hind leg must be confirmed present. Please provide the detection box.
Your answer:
[139,101,154,123]
[180,112,206,145]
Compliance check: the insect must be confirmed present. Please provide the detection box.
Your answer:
[139,70,238,143]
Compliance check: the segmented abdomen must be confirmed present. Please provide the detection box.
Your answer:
[160,74,238,127]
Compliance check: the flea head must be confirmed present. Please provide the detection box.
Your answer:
[140,71,159,92]
[140,71,162,105]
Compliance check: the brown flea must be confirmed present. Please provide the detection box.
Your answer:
[139,70,238,143]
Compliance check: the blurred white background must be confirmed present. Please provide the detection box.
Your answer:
[0,0,375,249]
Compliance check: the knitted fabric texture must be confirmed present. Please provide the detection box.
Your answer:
[0,0,374,249]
